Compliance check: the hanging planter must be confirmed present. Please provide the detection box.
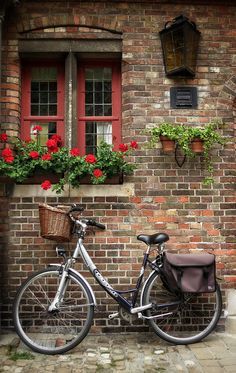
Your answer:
[146,120,225,185]
[160,135,176,153]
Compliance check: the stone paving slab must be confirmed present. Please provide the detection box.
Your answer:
[0,332,235,372]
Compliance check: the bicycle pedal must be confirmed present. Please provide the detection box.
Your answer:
[108,312,119,319]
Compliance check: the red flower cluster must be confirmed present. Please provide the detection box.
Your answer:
[46,139,58,153]
[29,151,39,159]
[93,169,103,178]
[32,125,43,133]
[1,148,14,163]
[85,154,97,163]
[130,141,138,149]
[119,141,138,152]
[42,153,52,161]
[41,180,52,190]
[119,143,128,152]
[0,133,8,142]
[51,134,62,147]
[45,135,62,153]
[70,148,80,157]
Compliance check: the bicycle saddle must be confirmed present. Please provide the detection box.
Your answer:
[137,233,169,245]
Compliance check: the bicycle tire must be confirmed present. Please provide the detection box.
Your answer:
[13,267,94,354]
[141,271,222,345]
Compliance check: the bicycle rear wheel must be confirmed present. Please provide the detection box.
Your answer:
[141,271,222,344]
[13,267,94,354]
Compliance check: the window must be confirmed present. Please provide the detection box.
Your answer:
[21,62,65,145]
[21,59,121,153]
[78,61,121,154]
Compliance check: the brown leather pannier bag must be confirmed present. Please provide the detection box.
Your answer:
[160,252,216,294]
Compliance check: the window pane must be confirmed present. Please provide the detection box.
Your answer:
[49,82,57,91]
[31,105,39,116]
[95,81,102,91]
[30,67,57,116]
[95,105,103,116]
[85,121,112,154]
[32,67,57,81]
[31,92,39,104]
[104,91,111,104]
[104,105,112,116]
[31,82,39,91]
[85,67,112,117]
[40,92,48,103]
[95,92,102,104]
[49,105,57,116]
[40,82,48,91]
[103,68,112,80]
[85,81,93,91]
[49,92,57,103]
[104,81,111,91]
[85,105,93,116]
[40,105,48,116]
[85,92,93,104]
[30,122,57,146]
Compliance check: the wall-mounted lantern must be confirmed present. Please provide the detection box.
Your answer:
[159,15,201,77]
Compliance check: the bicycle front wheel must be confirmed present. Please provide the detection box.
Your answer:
[141,271,222,345]
[13,267,94,354]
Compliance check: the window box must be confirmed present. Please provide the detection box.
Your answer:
[79,173,123,185]
[17,172,63,185]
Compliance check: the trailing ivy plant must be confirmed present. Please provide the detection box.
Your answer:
[146,119,225,185]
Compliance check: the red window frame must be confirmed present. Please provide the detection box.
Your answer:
[77,60,121,154]
[21,61,65,143]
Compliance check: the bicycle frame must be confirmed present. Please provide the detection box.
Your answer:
[50,237,158,315]
[78,238,158,313]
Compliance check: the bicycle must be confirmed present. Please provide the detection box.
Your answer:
[13,204,222,355]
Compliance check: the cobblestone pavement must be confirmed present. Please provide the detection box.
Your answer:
[0,332,236,372]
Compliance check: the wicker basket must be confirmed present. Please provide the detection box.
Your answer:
[38,203,73,242]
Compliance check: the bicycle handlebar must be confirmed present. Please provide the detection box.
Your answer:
[67,204,106,230]
[86,219,106,230]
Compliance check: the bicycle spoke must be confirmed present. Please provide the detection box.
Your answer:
[142,272,222,344]
[13,268,94,354]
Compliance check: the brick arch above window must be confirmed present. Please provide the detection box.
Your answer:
[17,14,123,35]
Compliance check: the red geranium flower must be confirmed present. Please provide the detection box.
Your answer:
[50,134,62,147]
[32,125,43,133]
[130,141,138,149]
[85,154,97,163]
[46,139,58,153]
[2,148,13,158]
[46,139,57,149]
[93,169,103,178]
[70,148,80,157]
[5,156,14,163]
[29,151,39,159]
[0,133,8,142]
[119,143,128,152]
[41,180,52,190]
[42,153,52,161]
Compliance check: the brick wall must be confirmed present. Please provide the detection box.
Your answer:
[0,0,235,332]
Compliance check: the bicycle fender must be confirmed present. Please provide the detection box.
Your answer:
[48,264,97,306]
